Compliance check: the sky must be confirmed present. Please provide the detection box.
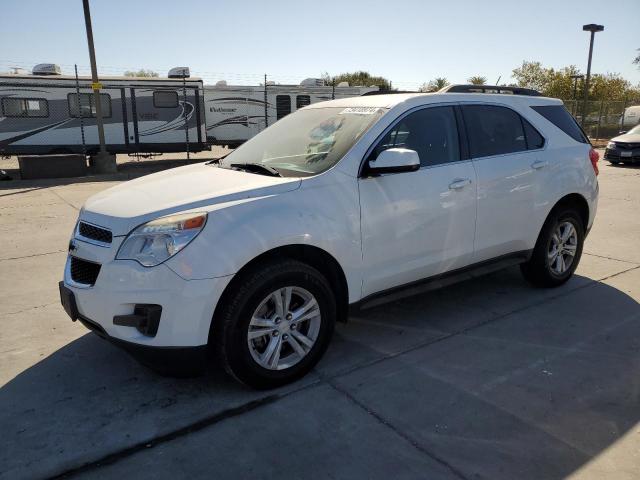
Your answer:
[2,0,639,88]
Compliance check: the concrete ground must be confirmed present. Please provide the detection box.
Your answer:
[0,154,639,479]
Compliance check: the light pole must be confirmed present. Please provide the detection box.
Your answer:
[580,23,604,127]
[82,0,116,172]
[570,74,584,116]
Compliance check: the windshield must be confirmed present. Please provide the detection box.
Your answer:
[627,124,640,135]
[220,107,386,177]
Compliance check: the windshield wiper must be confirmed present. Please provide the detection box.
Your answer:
[229,162,281,177]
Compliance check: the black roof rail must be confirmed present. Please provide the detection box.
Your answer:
[439,84,542,96]
[361,90,419,96]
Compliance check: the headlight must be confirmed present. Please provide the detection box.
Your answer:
[116,212,207,267]
[607,141,616,149]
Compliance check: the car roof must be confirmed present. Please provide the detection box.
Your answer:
[306,92,563,110]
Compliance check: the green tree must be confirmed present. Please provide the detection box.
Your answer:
[124,69,159,78]
[512,60,639,101]
[420,77,449,92]
[321,71,392,91]
[467,76,487,85]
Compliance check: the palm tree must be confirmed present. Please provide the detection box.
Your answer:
[467,75,488,85]
[420,77,450,92]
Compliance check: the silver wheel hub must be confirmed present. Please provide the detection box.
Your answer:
[247,286,321,371]
[548,221,578,275]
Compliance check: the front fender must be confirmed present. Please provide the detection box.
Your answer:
[165,170,364,302]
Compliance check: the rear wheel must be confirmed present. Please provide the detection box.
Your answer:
[520,207,584,287]
[214,259,336,389]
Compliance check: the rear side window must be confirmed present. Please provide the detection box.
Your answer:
[522,118,545,149]
[372,106,460,167]
[462,105,527,158]
[153,90,178,108]
[276,95,291,120]
[531,105,589,144]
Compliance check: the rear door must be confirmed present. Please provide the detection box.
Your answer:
[359,105,477,296]
[462,104,547,262]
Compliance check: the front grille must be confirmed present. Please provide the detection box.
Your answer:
[70,257,101,286]
[614,142,640,150]
[78,222,112,244]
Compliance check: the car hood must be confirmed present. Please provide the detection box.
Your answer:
[611,132,640,144]
[81,162,301,236]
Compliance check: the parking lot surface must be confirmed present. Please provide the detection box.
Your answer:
[1,156,639,479]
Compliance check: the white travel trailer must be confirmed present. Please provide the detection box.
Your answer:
[621,105,640,129]
[204,79,378,147]
[0,65,207,156]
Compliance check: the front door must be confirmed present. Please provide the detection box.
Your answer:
[359,105,477,297]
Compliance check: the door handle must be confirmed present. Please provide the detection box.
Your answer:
[531,160,548,170]
[448,178,472,190]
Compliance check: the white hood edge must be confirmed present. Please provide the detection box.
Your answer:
[79,162,301,236]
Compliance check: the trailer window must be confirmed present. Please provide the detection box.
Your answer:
[68,93,112,118]
[153,90,179,108]
[296,95,311,109]
[276,95,291,120]
[2,98,49,117]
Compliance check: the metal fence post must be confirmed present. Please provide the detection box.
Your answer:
[182,74,190,161]
[264,74,268,128]
[74,64,87,158]
[595,100,604,141]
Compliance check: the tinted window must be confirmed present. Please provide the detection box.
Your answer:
[276,95,291,120]
[531,105,589,144]
[522,118,544,149]
[2,98,49,117]
[153,90,178,108]
[372,106,460,167]
[463,105,526,158]
[296,95,311,109]
[68,93,112,118]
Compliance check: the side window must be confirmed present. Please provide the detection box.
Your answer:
[276,95,291,120]
[153,90,178,108]
[531,105,589,144]
[372,106,460,167]
[2,98,49,117]
[68,93,112,118]
[462,105,527,158]
[296,95,311,109]
[522,118,544,149]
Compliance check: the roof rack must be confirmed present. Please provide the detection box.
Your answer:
[439,84,542,96]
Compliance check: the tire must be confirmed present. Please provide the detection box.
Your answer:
[520,207,584,288]
[213,259,336,389]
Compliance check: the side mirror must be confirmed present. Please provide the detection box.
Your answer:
[367,148,420,175]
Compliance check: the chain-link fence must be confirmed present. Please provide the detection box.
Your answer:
[562,98,640,143]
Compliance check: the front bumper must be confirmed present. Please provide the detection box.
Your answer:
[60,281,209,374]
[605,146,640,163]
[62,246,233,348]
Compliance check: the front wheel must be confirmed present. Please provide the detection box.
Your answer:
[520,207,584,287]
[214,259,336,389]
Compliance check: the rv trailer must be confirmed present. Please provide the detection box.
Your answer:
[204,79,378,147]
[0,66,207,156]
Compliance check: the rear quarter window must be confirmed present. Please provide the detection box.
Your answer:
[531,105,589,144]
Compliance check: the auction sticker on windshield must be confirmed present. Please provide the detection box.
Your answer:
[339,107,382,115]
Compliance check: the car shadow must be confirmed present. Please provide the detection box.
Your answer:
[1,268,639,479]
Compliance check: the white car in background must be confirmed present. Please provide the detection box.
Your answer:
[605,124,640,165]
[60,87,599,388]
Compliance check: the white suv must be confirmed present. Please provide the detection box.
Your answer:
[59,89,599,388]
